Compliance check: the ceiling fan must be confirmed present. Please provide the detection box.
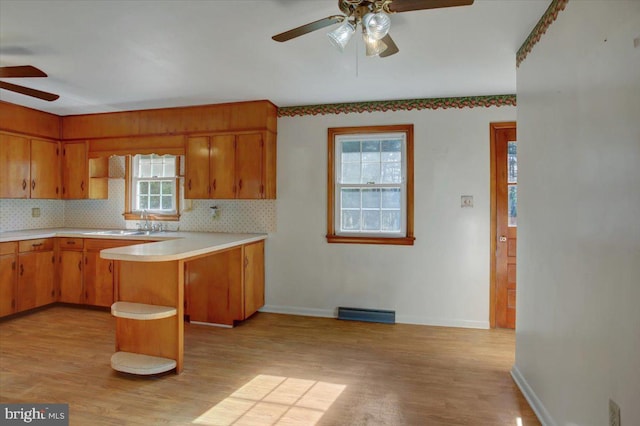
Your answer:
[272,0,474,58]
[0,65,59,101]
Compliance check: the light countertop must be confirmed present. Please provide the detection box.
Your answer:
[0,228,267,262]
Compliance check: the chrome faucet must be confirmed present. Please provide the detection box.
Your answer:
[141,210,151,231]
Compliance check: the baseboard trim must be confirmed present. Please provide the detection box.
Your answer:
[259,305,490,329]
[511,365,556,426]
[259,305,336,318]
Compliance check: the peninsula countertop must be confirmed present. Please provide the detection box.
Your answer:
[0,228,267,262]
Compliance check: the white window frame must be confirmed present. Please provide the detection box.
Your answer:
[131,154,178,216]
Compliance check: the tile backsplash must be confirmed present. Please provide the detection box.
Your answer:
[1,156,276,234]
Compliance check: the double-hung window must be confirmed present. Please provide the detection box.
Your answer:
[327,125,415,245]
[128,154,180,220]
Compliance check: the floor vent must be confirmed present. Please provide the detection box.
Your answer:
[337,307,395,324]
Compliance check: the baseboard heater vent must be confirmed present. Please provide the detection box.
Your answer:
[337,307,395,324]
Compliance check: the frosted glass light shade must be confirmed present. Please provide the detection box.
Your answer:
[327,21,356,52]
[363,12,391,40]
[363,33,388,57]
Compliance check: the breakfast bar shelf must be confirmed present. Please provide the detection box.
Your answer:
[111,351,177,375]
[111,302,177,320]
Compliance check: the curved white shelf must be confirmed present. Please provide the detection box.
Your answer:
[111,302,176,320]
[111,351,176,375]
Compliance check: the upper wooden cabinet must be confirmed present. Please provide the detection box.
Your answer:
[185,131,276,199]
[0,132,60,199]
[61,141,108,199]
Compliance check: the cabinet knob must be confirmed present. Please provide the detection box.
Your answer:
[238,179,243,190]
[188,179,192,190]
[80,181,85,191]
[32,180,36,191]
[22,179,27,191]
[78,260,82,270]
[20,264,24,276]
[108,262,112,273]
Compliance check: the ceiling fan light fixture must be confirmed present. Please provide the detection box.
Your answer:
[363,32,388,57]
[363,11,391,40]
[327,20,356,52]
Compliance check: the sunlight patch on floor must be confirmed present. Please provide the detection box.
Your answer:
[193,374,346,426]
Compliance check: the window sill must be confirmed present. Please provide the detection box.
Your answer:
[326,235,415,246]
[123,212,180,222]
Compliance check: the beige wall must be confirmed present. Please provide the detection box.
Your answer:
[514,1,640,425]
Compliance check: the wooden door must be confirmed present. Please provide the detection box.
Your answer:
[236,133,264,199]
[185,136,210,199]
[85,251,114,307]
[492,123,518,329]
[0,254,17,317]
[62,142,87,199]
[34,251,56,307]
[30,138,60,199]
[210,134,237,198]
[243,241,265,320]
[59,250,84,303]
[0,132,30,198]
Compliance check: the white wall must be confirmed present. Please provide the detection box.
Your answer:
[514,1,640,425]
[266,106,516,328]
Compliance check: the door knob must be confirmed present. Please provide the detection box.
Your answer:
[499,236,507,242]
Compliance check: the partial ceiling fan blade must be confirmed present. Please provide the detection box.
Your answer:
[272,15,345,42]
[0,65,48,78]
[0,81,59,101]
[379,34,399,58]
[388,0,473,13]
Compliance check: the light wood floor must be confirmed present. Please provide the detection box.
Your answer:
[0,306,539,425]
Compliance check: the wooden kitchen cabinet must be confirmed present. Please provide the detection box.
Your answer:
[84,239,141,307]
[0,131,60,199]
[61,142,108,199]
[17,239,56,311]
[185,131,276,199]
[0,242,18,317]
[185,240,265,326]
[58,238,84,304]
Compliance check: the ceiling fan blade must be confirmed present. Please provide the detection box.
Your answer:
[0,65,48,78]
[379,34,399,58]
[388,0,473,13]
[272,15,345,42]
[0,81,59,101]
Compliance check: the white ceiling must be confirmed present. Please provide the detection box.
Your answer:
[0,0,550,116]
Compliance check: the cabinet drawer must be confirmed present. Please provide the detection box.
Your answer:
[84,239,146,251]
[18,238,54,253]
[58,238,84,250]
[0,241,18,255]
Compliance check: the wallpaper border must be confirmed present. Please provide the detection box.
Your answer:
[516,0,569,67]
[277,94,516,117]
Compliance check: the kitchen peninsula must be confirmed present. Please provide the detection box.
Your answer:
[0,229,266,374]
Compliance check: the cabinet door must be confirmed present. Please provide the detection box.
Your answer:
[210,134,236,199]
[34,251,56,307]
[31,138,60,199]
[236,133,264,199]
[243,241,265,320]
[185,136,210,199]
[0,132,30,198]
[0,254,17,317]
[59,250,84,304]
[62,142,87,199]
[85,251,113,307]
[17,253,37,311]
[186,247,242,326]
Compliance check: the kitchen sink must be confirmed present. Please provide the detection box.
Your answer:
[84,230,147,236]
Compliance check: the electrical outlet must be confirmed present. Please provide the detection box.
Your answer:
[32,207,41,218]
[609,399,621,426]
[461,195,474,208]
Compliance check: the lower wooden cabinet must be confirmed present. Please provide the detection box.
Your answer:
[186,240,265,326]
[0,242,18,317]
[17,239,56,312]
[59,238,144,307]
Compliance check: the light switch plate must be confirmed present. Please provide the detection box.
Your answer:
[461,195,473,208]
[32,207,41,218]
